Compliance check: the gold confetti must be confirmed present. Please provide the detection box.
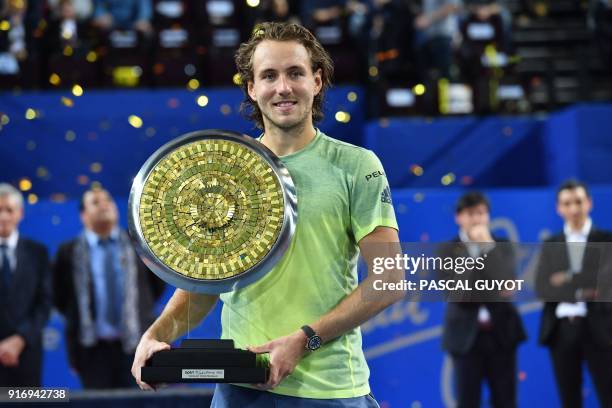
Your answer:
[65,130,76,141]
[220,104,232,115]
[187,79,200,90]
[441,173,456,186]
[410,165,424,176]
[27,194,38,205]
[128,115,143,128]
[335,111,351,123]
[36,167,49,178]
[49,73,61,86]
[72,85,83,97]
[413,84,426,96]
[61,97,74,107]
[197,95,209,107]
[25,108,37,120]
[19,178,32,191]
[90,163,102,173]
[86,51,98,62]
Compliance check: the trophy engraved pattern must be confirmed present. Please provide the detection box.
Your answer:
[138,139,285,280]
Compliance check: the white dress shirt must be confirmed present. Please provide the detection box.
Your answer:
[555,218,591,318]
[460,229,491,324]
[0,229,19,273]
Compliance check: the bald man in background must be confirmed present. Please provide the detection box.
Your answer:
[0,183,51,387]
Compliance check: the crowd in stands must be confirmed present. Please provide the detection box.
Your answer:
[0,0,610,115]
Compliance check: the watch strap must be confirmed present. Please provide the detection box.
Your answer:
[301,325,316,338]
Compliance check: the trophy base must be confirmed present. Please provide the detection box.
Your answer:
[141,339,268,384]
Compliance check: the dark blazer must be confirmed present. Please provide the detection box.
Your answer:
[439,237,527,355]
[0,237,51,374]
[535,228,612,347]
[52,237,165,368]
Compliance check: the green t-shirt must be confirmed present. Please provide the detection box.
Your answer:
[220,129,398,399]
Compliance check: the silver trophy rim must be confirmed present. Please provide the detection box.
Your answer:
[127,129,297,294]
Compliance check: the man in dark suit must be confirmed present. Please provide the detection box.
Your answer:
[440,191,526,408]
[535,180,612,408]
[53,187,165,389]
[0,183,51,387]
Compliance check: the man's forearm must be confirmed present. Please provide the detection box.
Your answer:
[310,226,404,343]
[309,276,403,344]
[145,289,218,343]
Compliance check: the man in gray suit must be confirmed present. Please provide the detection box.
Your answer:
[0,183,51,387]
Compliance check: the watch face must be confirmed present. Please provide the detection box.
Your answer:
[308,336,322,350]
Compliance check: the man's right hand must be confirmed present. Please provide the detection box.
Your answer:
[131,333,171,390]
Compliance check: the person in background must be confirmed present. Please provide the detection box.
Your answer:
[588,0,612,66]
[439,191,526,408]
[462,0,513,51]
[46,0,93,46]
[91,0,153,36]
[0,183,51,387]
[52,187,165,389]
[414,0,461,80]
[0,0,28,61]
[535,179,612,408]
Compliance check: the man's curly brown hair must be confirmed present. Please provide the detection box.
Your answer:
[234,22,334,130]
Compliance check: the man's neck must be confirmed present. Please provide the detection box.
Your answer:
[567,218,589,234]
[261,122,316,157]
[90,224,115,239]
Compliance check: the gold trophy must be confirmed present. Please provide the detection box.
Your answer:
[128,129,297,383]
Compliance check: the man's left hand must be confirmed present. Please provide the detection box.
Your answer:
[0,335,26,367]
[248,330,308,390]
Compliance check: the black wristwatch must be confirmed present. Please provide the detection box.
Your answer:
[301,325,322,351]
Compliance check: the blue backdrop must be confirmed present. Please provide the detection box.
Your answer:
[17,186,612,407]
[3,89,612,407]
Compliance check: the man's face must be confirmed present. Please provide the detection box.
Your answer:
[80,189,118,230]
[557,187,592,229]
[0,195,23,239]
[455,203,490,233]
[247,40,322,132]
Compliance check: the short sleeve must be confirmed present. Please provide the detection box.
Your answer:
[350,150,398,243]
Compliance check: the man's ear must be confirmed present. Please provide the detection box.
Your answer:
[247,80,257,101]
[313,68,322,96]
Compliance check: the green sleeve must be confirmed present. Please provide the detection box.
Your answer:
[349,150,399,243]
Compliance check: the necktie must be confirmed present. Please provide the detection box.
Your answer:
[0,244,11,298]
[100,239,120,326]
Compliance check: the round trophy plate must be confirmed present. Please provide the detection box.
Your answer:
[128,129,297,294]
